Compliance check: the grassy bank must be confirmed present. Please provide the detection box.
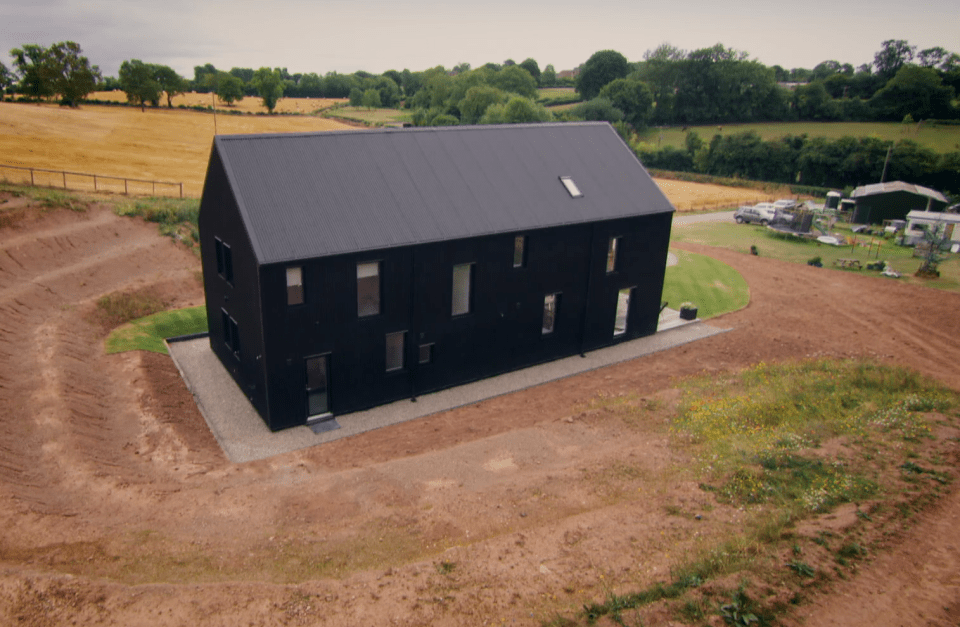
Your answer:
[549,359,959,626]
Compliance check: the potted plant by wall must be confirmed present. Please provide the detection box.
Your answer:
[679,302,698,320]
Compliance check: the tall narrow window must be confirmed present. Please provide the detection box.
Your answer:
[385,331,405,372]
[286,266,304,305]
[221,309,231,349]
[614,287,633,337]
[215,237,224,275]
[606,236,621,273]
[357,261,380,317]
[542,293,559,335]
[222,242,234,283]
[513,235,527,268]
[452,263,473,316]
[222,309,240,358]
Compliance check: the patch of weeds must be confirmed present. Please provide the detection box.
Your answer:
[837,542,866,559]
[718,587,761,626]
[677,597,707,622]
[786,560,816,578]
[435,560,456,575]
[94,290,171,329]
[900,461,951,484]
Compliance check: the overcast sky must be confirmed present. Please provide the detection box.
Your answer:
[1,0,957,80]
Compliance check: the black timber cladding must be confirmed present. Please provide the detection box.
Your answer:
[213,122,675,265]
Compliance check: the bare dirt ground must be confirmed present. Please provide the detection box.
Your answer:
[1,195,959,627]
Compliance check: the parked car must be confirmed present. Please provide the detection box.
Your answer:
[772,199,797,211]
[734,202,777,225]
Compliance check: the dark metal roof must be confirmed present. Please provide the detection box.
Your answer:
[209,122,675,265]
[852,181,948,203]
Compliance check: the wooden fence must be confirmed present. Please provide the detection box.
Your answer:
[0,164,183,198]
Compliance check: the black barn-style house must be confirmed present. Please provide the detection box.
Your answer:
[198,122,675,431]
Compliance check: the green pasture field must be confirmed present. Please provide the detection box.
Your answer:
[638,121,960,154]
[324,106,411,125]
[672,219,960,292]
[662,249,750,318]
[105,306,208,354]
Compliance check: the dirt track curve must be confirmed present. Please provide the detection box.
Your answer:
[1,197,959,626]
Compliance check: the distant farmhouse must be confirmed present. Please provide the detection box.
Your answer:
[198,122,675,431]
[851,181,949,224]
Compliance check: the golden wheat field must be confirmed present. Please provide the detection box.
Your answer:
[89,90,346,115]
[0,98,778,205]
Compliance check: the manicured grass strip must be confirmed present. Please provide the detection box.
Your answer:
[105,305,208,355]
[662,249,749,319]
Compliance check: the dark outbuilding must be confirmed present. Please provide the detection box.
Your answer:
[198,122,675,431]
[851,181,949,224]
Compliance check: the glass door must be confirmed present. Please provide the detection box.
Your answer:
[306,354,330,418]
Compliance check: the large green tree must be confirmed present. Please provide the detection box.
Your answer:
[870,65,955,120]
[519,58,541,84]
[251,67,284,113]
[154,64,187,107]
[0,61,13,98]
[10,41,100,106]
[873,39,916,80]
[119,59,162,110]
[598,78,653,129]
[575,49,629,100]
[215,72,246,104]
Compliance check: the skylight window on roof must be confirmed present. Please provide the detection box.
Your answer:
[559,176,583,198]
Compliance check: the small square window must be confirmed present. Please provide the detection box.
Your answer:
[606,236,621,273]
[560,176,583,198]
[286,266,303,305]
[419,343,433,364]
[386,331,405,372]
[542,293,559,335]
[358,261,380,317]
[513,235,527,268]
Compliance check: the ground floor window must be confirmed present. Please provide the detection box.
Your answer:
[614,287,633,337]
[542,293,559,334]
[419,343,433,364]
[221,309,240,358]
[386,331,406,372]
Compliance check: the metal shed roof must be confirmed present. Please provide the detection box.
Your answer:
[852,181,948,203]
[208,122,675,265]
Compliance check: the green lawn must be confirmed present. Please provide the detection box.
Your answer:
[637,121,960,154]
[662,249,750,318]
[672,220,960,292]
[105,306,208,354]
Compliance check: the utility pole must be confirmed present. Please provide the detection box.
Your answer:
[880,141,895,183]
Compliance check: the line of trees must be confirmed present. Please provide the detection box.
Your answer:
[3,39,958,131]
[571,41,960,128]
[635,130,960,196]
